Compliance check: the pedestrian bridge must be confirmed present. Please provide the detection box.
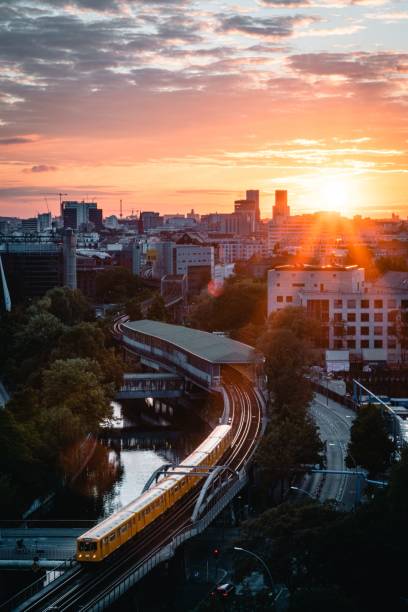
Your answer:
[116,373,185,399]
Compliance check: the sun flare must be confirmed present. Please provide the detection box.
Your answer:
[318,177,350,213]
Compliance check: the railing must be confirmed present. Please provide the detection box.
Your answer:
[83,474,248,611]
[0,557,77,611]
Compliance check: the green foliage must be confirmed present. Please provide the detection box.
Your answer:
[257,414,324,494]
[36,286,94,325]
[0,286,123,517]
[125,297,144,321]
[95,266,142,303]
[346,404,395,476]
[267,306,321,345]
[189,278,266,335]
[257,326,313,416]
[146,293,168,322]
[52,322,124,388]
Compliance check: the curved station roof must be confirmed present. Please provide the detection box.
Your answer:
[123,320,257,365]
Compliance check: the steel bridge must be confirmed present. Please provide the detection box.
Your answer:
[115,373,185,399]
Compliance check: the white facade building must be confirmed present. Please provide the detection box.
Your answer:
[267,265,408,364]
[218,239,267,264]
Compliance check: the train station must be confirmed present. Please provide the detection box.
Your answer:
[121,319,261,389]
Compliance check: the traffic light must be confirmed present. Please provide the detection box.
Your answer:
[212,547,220,559]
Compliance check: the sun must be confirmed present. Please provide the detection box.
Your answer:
[319,177,350,213]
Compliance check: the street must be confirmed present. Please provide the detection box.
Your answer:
[304,393,356,510]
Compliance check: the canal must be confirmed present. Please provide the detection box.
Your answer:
[0,396,214,604]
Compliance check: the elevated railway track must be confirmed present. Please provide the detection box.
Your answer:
[4,323,263,612]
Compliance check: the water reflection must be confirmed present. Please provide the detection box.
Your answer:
[45,398,209,521]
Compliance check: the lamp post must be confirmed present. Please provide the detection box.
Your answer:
[233,546,274,593]
[290,486,317,500]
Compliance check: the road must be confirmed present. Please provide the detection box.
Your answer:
[303,393,356,510]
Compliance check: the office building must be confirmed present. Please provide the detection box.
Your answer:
[267,264,408,363]
[22,217,39,234]
[273,190,290,222]
[62,201,102,230]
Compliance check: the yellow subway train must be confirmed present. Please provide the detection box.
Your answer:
[76,424,232,562]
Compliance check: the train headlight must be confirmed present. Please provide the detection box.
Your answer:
[78,554,82,558]
[92,554,96,559]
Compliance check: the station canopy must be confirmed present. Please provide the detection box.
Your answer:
[124,320,257,365]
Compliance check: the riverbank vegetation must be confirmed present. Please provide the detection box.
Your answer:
[0,287,124,518]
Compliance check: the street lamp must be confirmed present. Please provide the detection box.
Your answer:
[233,546,274,593]
[290,486,317,500]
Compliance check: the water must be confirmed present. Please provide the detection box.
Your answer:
[41,397,210,522]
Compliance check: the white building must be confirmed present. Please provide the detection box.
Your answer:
[267,265,408,364]
[218,239,267,264]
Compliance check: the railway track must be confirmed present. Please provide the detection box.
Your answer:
[13,332,262,612]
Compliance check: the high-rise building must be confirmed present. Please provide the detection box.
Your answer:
[246,190,260,221]
[273,190,290,222]
[62,201,102,230]
[38,212,52,232]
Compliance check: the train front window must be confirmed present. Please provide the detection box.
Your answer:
[78,541,97,552]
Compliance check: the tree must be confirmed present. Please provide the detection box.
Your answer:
[42,358,114,435]
[256,413,324,499]
[346,404,395,476]
[146,294,168,322]
[37,286,93,325]
[125,297,143,321]
[257,327,313,416]
[189,278,266,334]
[95,266,142,303]
[267,306,321,345]
[52,322,124,388]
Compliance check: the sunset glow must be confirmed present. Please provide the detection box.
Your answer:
[0,1,407,219]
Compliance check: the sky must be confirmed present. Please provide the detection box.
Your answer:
[0,0,407,220]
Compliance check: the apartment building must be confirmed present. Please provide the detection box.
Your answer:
[267,264,408,363]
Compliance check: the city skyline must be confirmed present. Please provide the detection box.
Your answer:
[0,0,408,218]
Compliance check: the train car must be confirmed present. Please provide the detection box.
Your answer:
[76,425,232,563]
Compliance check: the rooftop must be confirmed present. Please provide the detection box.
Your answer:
[273,264,360,272]
[124,320,257,364]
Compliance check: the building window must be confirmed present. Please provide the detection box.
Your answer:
[388,339,397,349]
[388,299,397,308]
[361,299,369,308]
[374,313,383,322]
[277,296,283,302]
[374,340,383,349]
[374,326,383,336]
[347,313,356,322]
[388,326,396,336]
[347,299,356,308]
[334,299,342,308]
[361,327,369,335]
[334,313,342,322]
[334,340,343,349]
[374,299,383,309]
[286,296,293,303]
[292,283,305,287]
[334,327,344,337]
[361,340,370,348]
[347,340,356,349]
[402,300,408,309]
[361,313,369,322]
[347,326,356,335]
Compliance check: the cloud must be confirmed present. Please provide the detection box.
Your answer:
[22,164,58,173]
[0,136,33,145]
[289,51,408,80]
[218,13,320,39]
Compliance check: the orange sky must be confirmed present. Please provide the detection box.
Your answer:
[0,0,407,219]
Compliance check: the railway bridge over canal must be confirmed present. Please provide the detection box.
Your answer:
[2,321,265,612]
